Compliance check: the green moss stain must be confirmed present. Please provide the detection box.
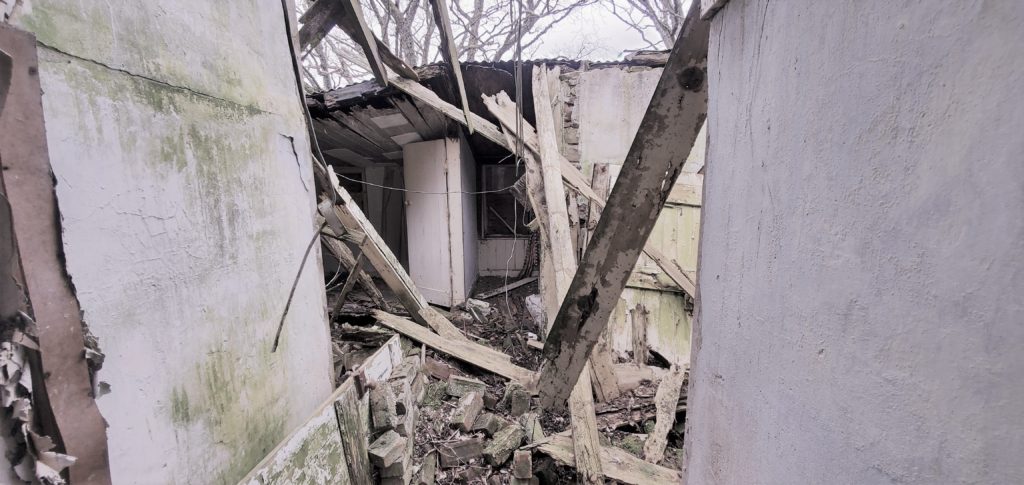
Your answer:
[619,434,645,458]
[14,1,280,114]
[170,386,192,426]
[258,418,347,485]
[170,345,291,485]
[423,381,448,408]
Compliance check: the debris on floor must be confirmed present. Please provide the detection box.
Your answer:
[324,276,687,484]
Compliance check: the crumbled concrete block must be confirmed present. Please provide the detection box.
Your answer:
[417,450,437,485]
[369,430,406,468]
[471,412,504,436]
[370,383,398,432]
[423,358,453,380]
[518,412,544,444]
[501,382,531,417]
[438,437,484,468]
[511,478,539,485]
[381,425,415,480]
[450,391,484,432]
[455,466,488,482]
[512,450,533,479]
[483,425,525,466]
[447,375,486,398]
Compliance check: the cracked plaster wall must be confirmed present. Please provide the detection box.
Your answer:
[686,1,1024,484]
[9,1,334,483]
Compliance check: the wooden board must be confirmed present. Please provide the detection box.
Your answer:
[427,0,473,133]
[318,175,466,342]
[535,1,710,409]
[535,433,682,485]
[372,310,535,386]
[241,336,401,484]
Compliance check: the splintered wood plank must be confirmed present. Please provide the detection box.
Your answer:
[339,0,387,84]
[469,65,599,483]
[373,310,535,386]
[241,336,401,484]
[474,276,538,300]
[319,180,465,341]
[630,303,650,365]
[535,0,710,409]
[427,0,473,133]
[536,433,682,485]
[331,240,367,314]
[320,219,388,310]
[483,90,694,299]
[299,0,418,80]
[643,365,687,464]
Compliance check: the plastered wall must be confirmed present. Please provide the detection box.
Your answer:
[9,1,333,483]
[686,1,1024,483]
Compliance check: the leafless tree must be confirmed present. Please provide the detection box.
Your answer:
[606,0,689,49]
[299,0,595,91]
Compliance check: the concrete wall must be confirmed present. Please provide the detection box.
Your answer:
[686,1,1024,484]
[9,1,333,483]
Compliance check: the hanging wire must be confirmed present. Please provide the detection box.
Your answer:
[503,0,527,319]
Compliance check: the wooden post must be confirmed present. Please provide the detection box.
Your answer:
[535,1,711,409]
[331,241,367,314]
[427,0,473,133]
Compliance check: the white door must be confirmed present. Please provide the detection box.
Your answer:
[404,139,455,306]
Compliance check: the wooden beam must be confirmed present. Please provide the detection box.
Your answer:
[643,365,687,463]
[320,222,389,310]
[299,0,418,81]
[331,240,367,314]
[483,90,696,299]
[535,1,710,409]
[373,310,535,386]
[389,76,695,299]
[473,276,538,300]
[344,0,391,85]
[318,171,467,342]
[534,433,683,485]
[427,0,473,133]
[240,336,401,484]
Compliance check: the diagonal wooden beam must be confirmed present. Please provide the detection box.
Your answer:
[389,76,696,298]
[523,64,605,483]
[298,0,418,81]
[427,0,474,133]
[534,1,710,409]
[339,0,388,86]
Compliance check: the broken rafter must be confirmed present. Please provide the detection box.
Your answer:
[534,433,682,485]
[643,365,687,463]
[427,0,473,134]
[536,1,710,410]
[320,222,389,310]
[317,171,467,342]
[298,0,418,81]
[372,310,535,386]
[482,65,604,484]
[340,0,388,86]
[474,276,538,300]
[331,236,368,314]
[439,80,696,299]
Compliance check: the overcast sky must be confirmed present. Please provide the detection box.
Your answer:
[529,3,659,61]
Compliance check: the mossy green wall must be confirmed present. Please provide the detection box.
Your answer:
[10,2,333,483]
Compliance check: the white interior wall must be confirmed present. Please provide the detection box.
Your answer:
[458,136,479,298]
[10,2,333,483]
[686,1,1024,483]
